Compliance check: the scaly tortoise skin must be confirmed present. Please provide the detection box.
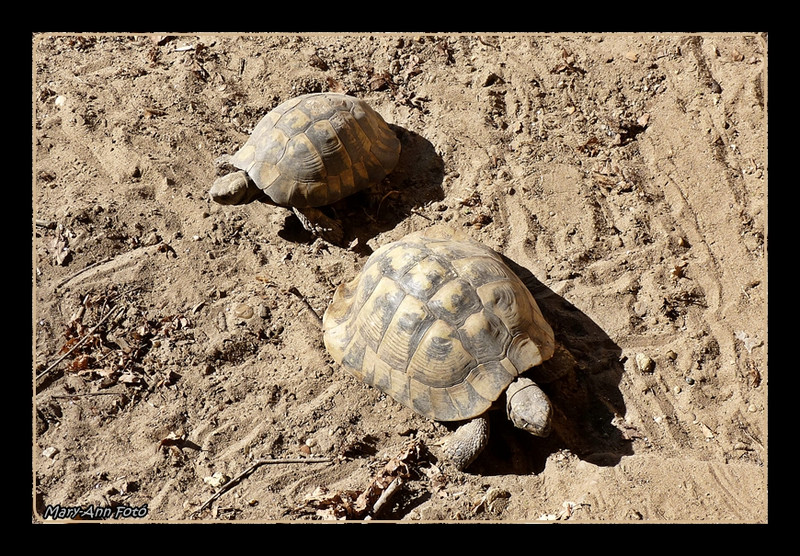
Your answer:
[209,93,401,243]
[322,227,557,470]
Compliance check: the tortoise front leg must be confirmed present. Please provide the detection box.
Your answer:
[439,415,490,471]
[292,207,344,245]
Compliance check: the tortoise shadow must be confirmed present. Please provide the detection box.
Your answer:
[278,125,444,246]
[467,257,631,476]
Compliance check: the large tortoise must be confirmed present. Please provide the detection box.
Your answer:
[322,227,558,470]
[209,93,401,243]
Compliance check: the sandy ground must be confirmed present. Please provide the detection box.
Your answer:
[33,33,767,523]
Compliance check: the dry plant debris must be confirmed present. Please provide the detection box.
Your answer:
[302,438,427,520]
[37,289,193,393]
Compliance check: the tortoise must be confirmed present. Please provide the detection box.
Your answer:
[322,227,558,470]
[209,93,401,243]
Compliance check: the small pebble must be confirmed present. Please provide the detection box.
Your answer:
[635,353,655,373]
[141,231,161,246]
[700,423,715,439]
[201,363,215,376]
[234,303,254,319]
[203,472,229,488]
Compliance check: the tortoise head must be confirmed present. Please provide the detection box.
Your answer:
[209,171,265,205]
[505,376,553,437]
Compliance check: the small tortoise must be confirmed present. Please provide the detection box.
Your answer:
[209,93,401,243]
[322,227,557,470]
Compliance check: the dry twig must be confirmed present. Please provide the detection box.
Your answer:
[366,477,403,520]
[55,257,112,290]
[193,456,332,517]
[36,304,125,380]
[287,286,323,326]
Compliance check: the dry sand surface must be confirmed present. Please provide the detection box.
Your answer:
[33,32,767,523]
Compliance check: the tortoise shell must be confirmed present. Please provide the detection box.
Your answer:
[227,93,400,208]
[322,227,555,422]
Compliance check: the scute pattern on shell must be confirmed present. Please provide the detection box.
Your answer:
[322,228,555,422]
[228,93,400,208]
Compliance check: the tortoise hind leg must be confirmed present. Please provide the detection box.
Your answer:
[439,415,490,471]
[292,207,344,245]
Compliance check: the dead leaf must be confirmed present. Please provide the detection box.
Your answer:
[671,261,688,279]
[68,354,92,371]
[51,230,71,266]
[143,107,166,118]
[308,53,328,71]
[118,372,143,386]
[158,429,187,451]
[302,438,425,520]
